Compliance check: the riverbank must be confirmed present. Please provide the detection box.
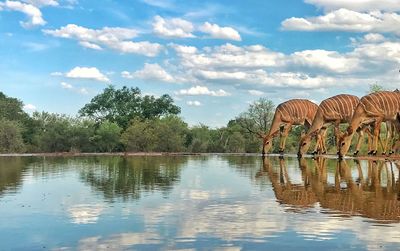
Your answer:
[0,152,400,160]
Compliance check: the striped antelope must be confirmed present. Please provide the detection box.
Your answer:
[262,99,319,154]
[338,91,400,157]
[298,94,366,157]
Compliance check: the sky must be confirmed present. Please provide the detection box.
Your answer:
[1,0,400,127]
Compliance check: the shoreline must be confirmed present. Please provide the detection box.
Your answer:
[0,152,399,160]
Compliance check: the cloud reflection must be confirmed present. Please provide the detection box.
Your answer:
[68,204,104,224]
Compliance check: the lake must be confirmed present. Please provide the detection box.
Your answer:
[0,155,399,250]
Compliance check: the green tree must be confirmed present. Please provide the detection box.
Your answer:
[0,91,36,146]
[121,118,156,152]
[187,124,211,152]
[79,86,181,129]
[368,83,385,93]
[0,92,29,123]
[69,119,96,153]
[0,119,25,153]
[238,98,275,138]
[153,116,188,152]
[92,121,122,152]
[225,131,245,153]
[31,112,73,152]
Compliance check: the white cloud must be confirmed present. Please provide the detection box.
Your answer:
[121,63,175,83]
[79,41,103,50]
[0,0,46,28]
[66,67,110,82]
[23,103,37,111]
[141,0,174,9]
[282,8,400,35]
[60,82,90,95]
[289,49,360,73]
[304,0,400,12]
[50,71,63,76]
[43,24,162,57]
[78,87,89,95]
[186,100,202,106]
[169,43,198,54]
[172,43,285,69]
[199,22,241,41]
[153,16,195,38]
[60,81,73,89]
[248,90,265,96]
[167,37,400,91]
[22,0,58,7]
[176,86,230,97]
[362,33,386,43]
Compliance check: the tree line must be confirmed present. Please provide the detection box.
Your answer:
[0,86,273,153]
[1,84,383,154]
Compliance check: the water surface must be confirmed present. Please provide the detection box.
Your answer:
[0,155,399,250]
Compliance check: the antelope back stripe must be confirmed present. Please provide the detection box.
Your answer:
[319,94,359,121]
[361,91,400,116]
[276,99,316,122]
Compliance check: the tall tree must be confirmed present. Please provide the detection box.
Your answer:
[368,83,385,93]
[237,98,275,138]
[0,92,29,122]
[0,119,25,153]
[79,86,181,129]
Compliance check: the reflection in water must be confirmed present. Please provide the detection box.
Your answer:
[79,156,188,201]
[68,204,104,224]
[260,157,400,223]
[0,157,30,196]
[0,155,399,250]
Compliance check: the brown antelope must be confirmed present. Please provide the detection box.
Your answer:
[298,94,365,157]
[339,91,400,157]
[262,99,319,154]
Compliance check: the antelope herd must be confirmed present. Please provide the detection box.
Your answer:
[262,90,400,158]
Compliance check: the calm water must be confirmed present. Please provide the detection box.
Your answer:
[0,155,399,250]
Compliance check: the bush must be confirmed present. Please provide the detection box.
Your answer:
[0,119,25,153]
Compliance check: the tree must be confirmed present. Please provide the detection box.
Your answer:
[92,121,122,152]
[237,98,275,138]
[152,116,188,152]
[121,118,156,152]
[0,119,25,153]
[0,92,29,123]
[225,131,245,153]
[121,116,188,152]
[31,112,73,152]
[0,91,35,146]
[79,86,181,129]
[141,94,181,119]
[368,83,385,93]
[69,119,97,153]
[187,124,211,152]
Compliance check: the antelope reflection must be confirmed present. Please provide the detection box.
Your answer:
[257,158,318,210]
[259,157,400,223]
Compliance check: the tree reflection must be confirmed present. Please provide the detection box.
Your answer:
[79,156,188,202]
[260,157,400,223]
[0,157,30,196]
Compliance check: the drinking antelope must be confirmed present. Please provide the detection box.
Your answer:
[263,99,318,155]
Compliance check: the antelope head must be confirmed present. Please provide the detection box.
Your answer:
[298,133,312,157]
[338,126,354,157]
[262,131,278,154]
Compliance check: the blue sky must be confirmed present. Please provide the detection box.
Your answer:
[1,0,400,127]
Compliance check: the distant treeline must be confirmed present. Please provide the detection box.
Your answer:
[1,84,383,154]
[0,86,269,153]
